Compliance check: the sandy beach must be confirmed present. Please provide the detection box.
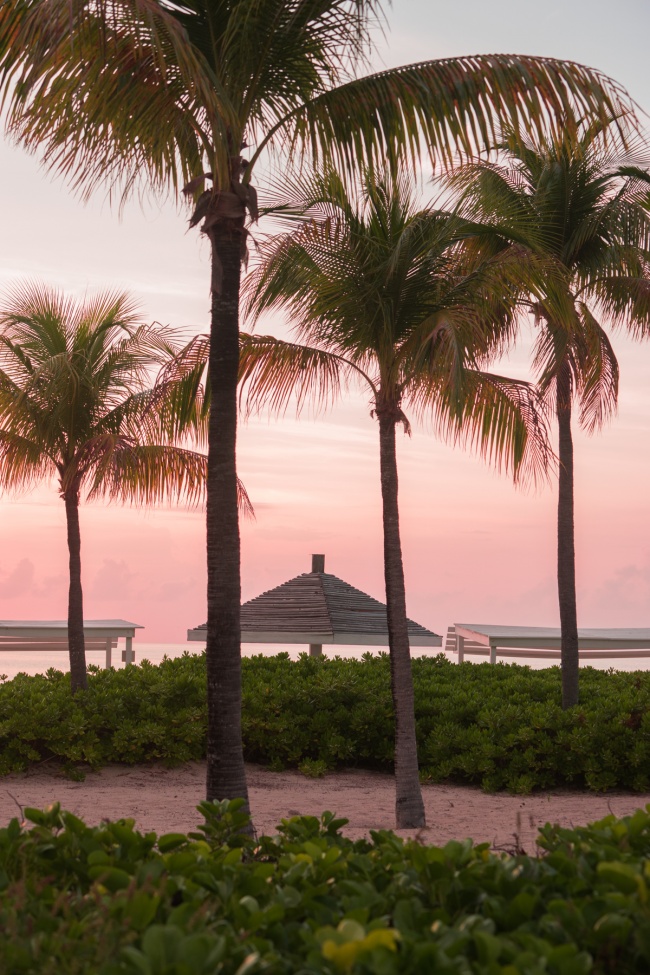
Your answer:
[2,762,649,852]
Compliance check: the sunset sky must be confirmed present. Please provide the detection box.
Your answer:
[0,0,648,645]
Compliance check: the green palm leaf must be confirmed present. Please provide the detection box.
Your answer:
[0,2,639,198]
[239,332,360,415]
[414,368,552,487]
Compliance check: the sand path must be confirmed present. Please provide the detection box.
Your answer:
[2,763,649,852]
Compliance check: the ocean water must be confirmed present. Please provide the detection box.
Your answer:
[1,640,649,682]
[0,642,431,681]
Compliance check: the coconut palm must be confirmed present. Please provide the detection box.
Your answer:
[451,124,650,708]
[219,169,548,827]
[0,0,637,805]
[0,283,228,692]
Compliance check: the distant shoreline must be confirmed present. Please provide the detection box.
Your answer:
[2,641,650,682]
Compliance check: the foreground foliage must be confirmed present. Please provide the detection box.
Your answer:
[2,799,650,974]
[2,653,650,793]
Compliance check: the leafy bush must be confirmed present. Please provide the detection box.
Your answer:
[2,652,650,792]
[2,800,650,974]
[0,655,208,774]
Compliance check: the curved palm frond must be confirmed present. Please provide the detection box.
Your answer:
[253,55,638,175]
[0,428,55,490]
[158,328,361,425]
[239,332,365,416]
[410,368,552,487]
[83,437,204,503]
[574,304,619,433]
[82,436,252,516]
[586,271,650,338]
[0,0,230,198]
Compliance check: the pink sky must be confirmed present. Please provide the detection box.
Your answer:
[0,1,649,643]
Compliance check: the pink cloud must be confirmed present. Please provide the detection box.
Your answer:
[90,559,139,601]
[0,558,35,599]
[0,558,66,604]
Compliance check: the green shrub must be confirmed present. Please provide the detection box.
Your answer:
[2,800,650,973]
[0,654,208,774]
[2,652,650,792]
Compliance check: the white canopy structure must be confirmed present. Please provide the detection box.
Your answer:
[446,624,650,664]
[188,554,442,656]
[0,619,143,668]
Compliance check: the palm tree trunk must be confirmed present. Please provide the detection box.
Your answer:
[64,488,87,693]
[556,363,579,709]
[377,409,426,828]
[204,223,251,816]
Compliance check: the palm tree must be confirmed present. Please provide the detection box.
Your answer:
[0,0,637,805]
[451,124,650,708]
[225,169,549,827]
[0,282,221,692]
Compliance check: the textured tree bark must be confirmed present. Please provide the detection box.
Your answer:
[377,409,426,828]
[556,363,579,709]
[204,223,251,817]
[64,487,87,693]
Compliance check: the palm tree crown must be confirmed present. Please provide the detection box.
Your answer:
[242,170,550,481]
[0,283,210,690]
[0,1,638,197]
[0,286,207,502]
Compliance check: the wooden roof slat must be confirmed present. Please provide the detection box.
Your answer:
[189,567,441,646]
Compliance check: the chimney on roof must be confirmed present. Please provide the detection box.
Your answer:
[311,553,325,573]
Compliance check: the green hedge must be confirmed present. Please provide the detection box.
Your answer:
[2,800,650,973]
[2,652,650,791]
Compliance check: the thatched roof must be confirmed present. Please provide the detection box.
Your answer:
[188,555,441,647]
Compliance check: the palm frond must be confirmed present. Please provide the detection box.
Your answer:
[0,429,55,490]
[586,272,650,338]
[0,0,228,199]
[574,303,619,433]
[417,369,553,487]
[82,436,252,516]
[239,332,364,416]
[254,55,638,175]
[83,437,205,503]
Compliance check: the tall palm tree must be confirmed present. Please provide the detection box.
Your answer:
[451,124,650,708]
[0,0,637,805]
[0,283,224,692]
[225,170,548,827]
